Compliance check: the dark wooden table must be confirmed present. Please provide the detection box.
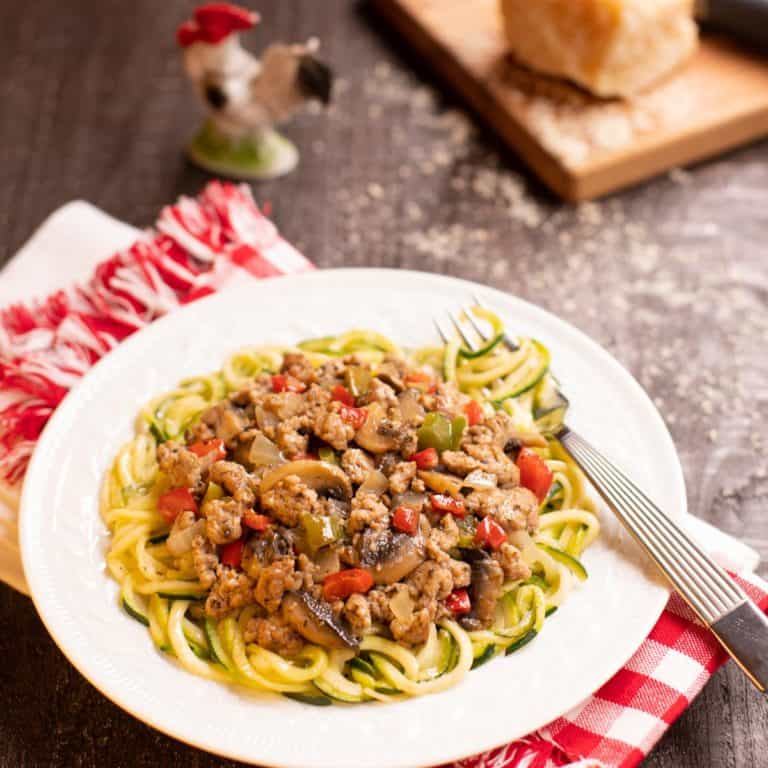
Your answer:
[1,1,767,766]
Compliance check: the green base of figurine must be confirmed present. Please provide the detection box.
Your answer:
[187,122,299,181]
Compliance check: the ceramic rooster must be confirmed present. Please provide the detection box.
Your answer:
[177,3,333,179]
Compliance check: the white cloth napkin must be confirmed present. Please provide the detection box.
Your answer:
[0,203,760,595]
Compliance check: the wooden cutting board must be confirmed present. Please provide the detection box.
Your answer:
[371,0,768,200]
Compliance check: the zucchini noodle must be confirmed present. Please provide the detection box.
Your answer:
[103,308,599,703]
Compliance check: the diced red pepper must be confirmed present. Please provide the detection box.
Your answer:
[516,447,553,502]
[322,568,374,601]
[220,538,246,568]
[464,399,484,427]
[392,506,420,535]
[475,517,508,550]
[430,493,466,518]
[445,589,471,615]
[339,405,368,430]
[408,448,440,469]
[409,447,438,470]
[404,371,437,393]
[271,374,307,394]
[188,438,226,460]
[243,512,273,532]
[157,487,197,524]
[331,384,355,407]
[293,452,319,461]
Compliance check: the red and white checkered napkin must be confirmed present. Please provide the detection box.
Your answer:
[1,182,766,768]
[450,572,768,768]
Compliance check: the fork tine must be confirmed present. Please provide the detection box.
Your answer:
[447,310,479,351]
[472,294,520,351]
[463,304,492,343]
[433,317,450,344]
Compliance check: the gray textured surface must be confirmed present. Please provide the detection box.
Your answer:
[0,1,767,766]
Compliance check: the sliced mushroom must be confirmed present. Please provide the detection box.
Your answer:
[459,552,504,631]
[376,362,406,392]
[360,528,425,585]
[255,529,293,561]
[281,591,357,649]
[242,529,293,578]
[354,402,400,453]
[260,460,352,500]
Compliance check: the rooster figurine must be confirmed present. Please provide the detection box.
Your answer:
[177,3,333,179]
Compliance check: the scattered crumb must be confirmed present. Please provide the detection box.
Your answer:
[367,183,384,200]
[669,167,692,185]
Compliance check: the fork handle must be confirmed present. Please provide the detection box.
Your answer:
[557,425,768,692]
[711,601,768,692]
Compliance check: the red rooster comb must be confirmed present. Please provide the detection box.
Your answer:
[177,3,259,48]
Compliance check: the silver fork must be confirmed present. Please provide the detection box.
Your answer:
[437,300,768,692]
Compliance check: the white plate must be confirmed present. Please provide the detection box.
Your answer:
[20,269,685,768]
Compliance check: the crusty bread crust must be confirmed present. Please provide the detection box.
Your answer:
[500,0,698,98]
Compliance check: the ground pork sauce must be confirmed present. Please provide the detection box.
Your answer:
[156,352,539,657]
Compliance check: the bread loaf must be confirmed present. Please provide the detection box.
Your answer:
[499,0,698,98]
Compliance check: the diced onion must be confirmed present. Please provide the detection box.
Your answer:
[462,470,497,490]
[255,406,279,432]
[248,432,285,467]
[313,546,341,579]
[507,530,533,550]
[397,389,424,424]
[389,587,415,622]
[359,469,389,495]
[166,519,205,556]
[391,492,427,511]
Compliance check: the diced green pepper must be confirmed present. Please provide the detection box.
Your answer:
[344,366,372,398]
[301,513,343,552]
[456,514,478,548]
[417,412,453,452]
[318,446,338,465]
[450,415,467,450]
[203,482,224,504]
